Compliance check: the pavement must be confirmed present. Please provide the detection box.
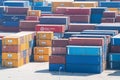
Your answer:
[0,62,120,80]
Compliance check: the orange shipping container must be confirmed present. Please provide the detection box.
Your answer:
[36,31,54,40]
[2,59,23,68]
[2,37,21,45]
[36,40,52,47]
[27,10,41,17]
[2,53,22,60]
[73,2,98,7]
[52,2,73,13]
[34,54,49,62]
[34,47,51,55]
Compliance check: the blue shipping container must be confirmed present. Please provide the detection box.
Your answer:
[66,55,102,65]
[95,23,120,32]
[66,64,102,73]
[49,64,65,71]
[67,46,102,55]
[3,1,30,7]
[90,14,103,23]
[33,2,44,6]
[80,32,114,36]
[33,6,52,12]
[83,30,118,36]
[109,62,120,69]
[91,7,106,14]
[63,32,81,38]
[2,21,19,27]
[111,34,120,46]
[109,53,120,62]
[3,15,26,21]
[54,33,64,38]
[100,1,120,8]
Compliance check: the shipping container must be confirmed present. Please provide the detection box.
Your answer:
[34,47,51,55]
[35,24,65,33]
[52,39,68,47]
[67,46,102,55]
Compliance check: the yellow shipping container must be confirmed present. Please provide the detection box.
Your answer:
[36,40,52,47]
[2,59,23,68]
[2,53,22,60]
[73,2,98,7]
[36,31,54,40]
[34,47,51,55]
[27,10,41,17]
[108,8,119,14]
[52,2,73,12]
[34,54,49,62]
[2,37,21,45]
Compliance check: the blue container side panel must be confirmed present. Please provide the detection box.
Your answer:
[66,55,103,65]
[66,64,102,73]
[2,21,19,27]
[109,53,120,62]
[49,64,65,71]
[109,62,120,70]
[67,46,102,55]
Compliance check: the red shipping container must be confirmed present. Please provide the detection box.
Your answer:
[69,37,104,46]
[111,46,120,53]
[19,20,39,29]
[2,45,21,53]
[52,47,66,55]
[35,24,65,33]
[115,15,120,22]
[69,15,90,23]
[52,39,68,47]
[65,8,91,15]
[0,26,19,32]
[41,14,64,16]
[55,7,67,14]
[49,55,66,64]
[102,18,115,23]
[5,7,29,14]
[68,23,96,32]
[26,16,39,21]
[103,11,117,18]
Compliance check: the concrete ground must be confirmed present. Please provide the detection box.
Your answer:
[0,62,120,80]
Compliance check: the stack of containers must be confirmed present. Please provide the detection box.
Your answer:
[102,11,117,23]
[19,10,41,31]
[66,37,105,73]
[38,16,70,38]
[0,32,15,65]
[55,7,91,23]
[49,39,68,71]
[90,7,106,23]
[34,31,53,62]
[95,23,120,32]
[109,34,120,69]
[2,31,35,67]
[65,8,91,23]
[2,1,30,32]
[32,0,52,14]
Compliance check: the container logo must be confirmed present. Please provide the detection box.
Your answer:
[40,27,44,31]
